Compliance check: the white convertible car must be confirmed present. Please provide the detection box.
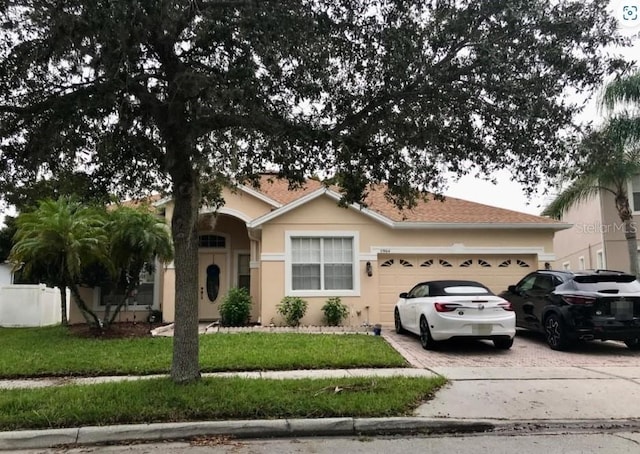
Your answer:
[394,280,516,350]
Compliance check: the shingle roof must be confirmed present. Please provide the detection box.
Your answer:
[249,175,325,205]
[252,175,559,225]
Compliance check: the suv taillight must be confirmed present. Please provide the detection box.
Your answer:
[562,295,596,305]
[498,302,514,311]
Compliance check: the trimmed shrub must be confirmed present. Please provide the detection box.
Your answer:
[322,297,349,326]
[219,287,252,326]
[277,296,308,327]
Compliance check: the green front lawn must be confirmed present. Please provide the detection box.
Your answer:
[0,375,446,431]
[0,326,407,378]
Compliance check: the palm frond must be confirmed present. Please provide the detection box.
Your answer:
[607,115,640,145]
[9,197,107,284]
[602,71,640,111]
[542,174,603,219]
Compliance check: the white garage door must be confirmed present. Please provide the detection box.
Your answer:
[378,254,536,325]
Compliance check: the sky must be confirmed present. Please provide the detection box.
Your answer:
[1,2,638,225]
[444,172,551,216]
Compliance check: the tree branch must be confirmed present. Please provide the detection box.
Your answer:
[0,81,110,116]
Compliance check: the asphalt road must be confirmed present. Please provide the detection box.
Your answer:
[13,431,640,454]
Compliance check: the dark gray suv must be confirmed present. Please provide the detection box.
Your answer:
[501,270,640,351]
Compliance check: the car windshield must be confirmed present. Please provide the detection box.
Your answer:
[444,286,490,295]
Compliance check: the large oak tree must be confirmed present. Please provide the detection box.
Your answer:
[0,0,630,383]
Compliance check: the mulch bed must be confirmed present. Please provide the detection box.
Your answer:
[68,322,164,339]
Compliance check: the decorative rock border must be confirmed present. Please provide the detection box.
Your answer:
[151,323,381,336]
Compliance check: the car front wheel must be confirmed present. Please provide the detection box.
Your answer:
[419,316,438,350]
[625,337,640,350]
[544,313,571,351]
[493,337,514,350]
[394,308,406,335]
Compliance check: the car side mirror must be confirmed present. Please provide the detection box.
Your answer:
[508,285,518,294]
[399,292,408,299]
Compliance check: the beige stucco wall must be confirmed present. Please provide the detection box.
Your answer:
[68,286,156,325]
[553,189,640,274]
[551,192,604,270]
[201,186,275,220]
[600,190,640,273]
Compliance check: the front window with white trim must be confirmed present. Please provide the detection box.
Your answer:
[292,237,353,290]
[578,256,585,270]
[99,264,155,308]
[286,232,359,296]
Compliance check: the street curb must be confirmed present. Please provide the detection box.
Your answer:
[0,418,492,451]
[3,417,640,450]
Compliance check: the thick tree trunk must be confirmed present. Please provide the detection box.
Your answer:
[169,165,201,383]
[68,284,101,327]
[59,286,68,326]
[615,194,639,278]
[625,220,639,278]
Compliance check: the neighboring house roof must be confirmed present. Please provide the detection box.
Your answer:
[248,175,568,230]
[118,194,163,208]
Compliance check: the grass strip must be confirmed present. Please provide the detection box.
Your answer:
[0,326,407,378]
[0,376,446,431]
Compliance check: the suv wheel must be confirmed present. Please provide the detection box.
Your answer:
[544,313,571,351]
[625,337,640,350]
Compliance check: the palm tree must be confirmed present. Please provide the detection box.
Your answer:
[9,198,107,325]
[101,205,174,327]
[544,70,640,277]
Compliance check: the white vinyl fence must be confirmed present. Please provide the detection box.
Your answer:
[0,284,69,327]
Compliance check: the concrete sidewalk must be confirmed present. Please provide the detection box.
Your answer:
[0,367,436,390]
[2,329,640,450]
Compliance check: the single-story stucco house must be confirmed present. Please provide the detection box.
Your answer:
[70,175,570,326]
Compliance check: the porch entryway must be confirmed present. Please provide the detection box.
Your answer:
[195,212,256,322]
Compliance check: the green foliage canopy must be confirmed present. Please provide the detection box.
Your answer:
[0,1,630,204]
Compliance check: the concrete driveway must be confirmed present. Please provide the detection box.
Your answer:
[382,328,640,421]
